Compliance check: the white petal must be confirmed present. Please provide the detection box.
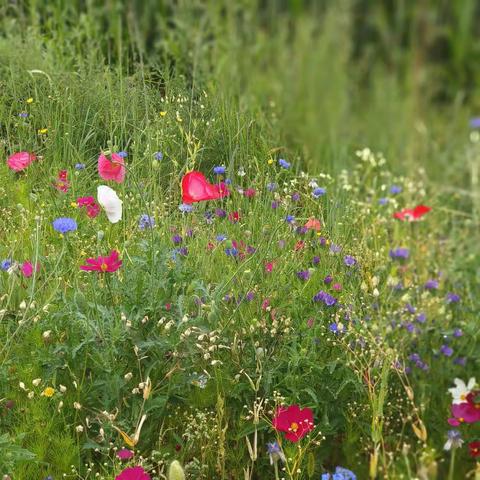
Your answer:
[97,185,123,223]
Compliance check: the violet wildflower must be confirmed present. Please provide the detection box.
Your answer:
[389,247,409,259]
[440,344,454,357]
[154,151,163,160]
[378,197,388,205]
[75,163,86,170]
[453,328,463,338]
[267,182,277,192]
[324,274,333,284]
[424,279,439,290]
[329,244,342,254]
[291,192,300,202]
[344,255,356,267]
[271,200,279,209]
[285,215,295,224]
[215,208,226,218]
[117,151,128,158]
[278,158,291,169]
[390,185,402,194]
[313,290,337,306]
[469,117,480,129]
[321,466,357,480]
[172,235,183,245]
[266,441,286,465]
[296,270,310,281]
[216,234,227,242]
[444,430,463,451]
[138,214,155,230]
[312,256,320,265]
[446,292,460,303]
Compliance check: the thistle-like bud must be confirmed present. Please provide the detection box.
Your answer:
[168,460,185,480]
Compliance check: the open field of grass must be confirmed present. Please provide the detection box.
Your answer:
[0,2,479,479]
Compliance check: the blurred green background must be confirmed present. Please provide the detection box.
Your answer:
[1,0,480,188]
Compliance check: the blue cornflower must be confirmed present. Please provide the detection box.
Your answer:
[378,197,388,205]
[470,117,480,129]
[1,259,12,271]
[213,166,226,175]
[266,441,286,465]
[389,247,409,259]
[179,203,194,213]
[321,466,356,480]
[138,214,155,230]
[52,217,77,234]
[225,247,238,257]
[18,112,29,118]
[416,313,426,324]
[444,430,463,450]
[330,243,342,254]
[267,182,277,192]
[344,255,356,267]
[117,151,128,158]
[216,234,227,242]
[285,215,295,224]
[390,185,402,194]
[278,158,291,169]
[75,163,86,170]
[453,328,463,338]
[312,187,326,198]
[154,151,163,160]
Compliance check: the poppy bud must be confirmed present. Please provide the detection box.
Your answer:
[168,460,185,480]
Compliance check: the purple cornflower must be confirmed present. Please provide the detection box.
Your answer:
[267,182,277,192]
[271,201,279,209]
[75,163,86,170]
[329,244,342,254]
[416,313,426,324]
[216,234,227,242]
[138,214,155,230]
[424,279,439,290]
[225,247,238,257]
[390,185,402,194]
[245,291,255,301]
[405,303,416,314]
[1,259,13,271]
[154,151,163,160]
[172,235,182,245]
[389,248,409,259]
[296,270,310,281]
[344,255,356,267]
[52,217,77,234]
[117,151,128,158]
[215,208,226,218]
[313,290,337,306]
[440,344,454,357]
[378,197,388,205]
[291,192,300,202]
[18,112,29,118]
[469,117,480,129]
[266,441,286,465]
[453,328,463,338]
[446,292,460,303]
[324,275,333,284]
[278,158,291,169]
[312,256,320,265]
[285,215,295,224]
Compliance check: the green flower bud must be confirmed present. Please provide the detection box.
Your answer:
[168,460,185,480]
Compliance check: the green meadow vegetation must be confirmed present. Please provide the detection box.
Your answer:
[0,1,479,479]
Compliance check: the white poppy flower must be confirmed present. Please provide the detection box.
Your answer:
[448,377,477,404]
[97,185,122,223]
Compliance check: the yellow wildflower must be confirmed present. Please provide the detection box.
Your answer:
[42,387,55,397]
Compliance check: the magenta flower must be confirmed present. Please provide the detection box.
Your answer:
[115,466,150,480]
[448,402,480,426]
[80,250,122,273]
[117,448,134,460]
[21,261,39,278]
[7,151,37,171]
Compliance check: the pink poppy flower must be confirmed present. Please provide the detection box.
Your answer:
[117,448,134,460]
[115,466,150,480]
[447,402,480,426]
[265,261,274,273]
[98,152,126,183]
[181,170,229,203]
[80,250,122,273]
[21,261,39,278]
[393,205,431,221]
[272,404,314,442]
[7,152,37,171]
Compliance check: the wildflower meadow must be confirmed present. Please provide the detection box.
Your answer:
[0,2,479,479]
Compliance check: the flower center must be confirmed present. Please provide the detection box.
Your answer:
[290,422,299,433]
[460,394,466,400]
[100,262,108,272]
[459,417,464,423]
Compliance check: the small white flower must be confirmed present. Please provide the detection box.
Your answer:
[32,378,42,387]
[448,378,476,404]
[75,425,84,433]
[97,185,122,223]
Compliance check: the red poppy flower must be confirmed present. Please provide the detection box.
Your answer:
[80,250,122,273]
[393,205,431,221]
[304,218,321,231]
[228,211,240,223]
[468,441,480,458]
[272,404,314,442]
[98,152,126,183]
[181,171,229,203]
